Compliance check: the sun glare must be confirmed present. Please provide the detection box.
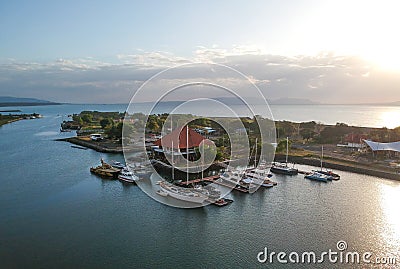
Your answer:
[380,111,400,129]
[300,1,400,71]
[379,184,400,247]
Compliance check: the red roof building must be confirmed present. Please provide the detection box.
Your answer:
[154,126,213,149]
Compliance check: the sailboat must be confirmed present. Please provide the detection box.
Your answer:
[157,125,209,204]
[315,146,340,180]
[243,138,277,188]
[305,146,334,182]
[270,137,298,175]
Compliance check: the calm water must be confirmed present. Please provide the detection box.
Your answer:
[0,104,399,268]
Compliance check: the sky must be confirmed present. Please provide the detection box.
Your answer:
[0,0,399,104]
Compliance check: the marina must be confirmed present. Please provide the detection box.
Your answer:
[1,104,400,268]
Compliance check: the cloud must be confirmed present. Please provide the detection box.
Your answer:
[0,47,399,104]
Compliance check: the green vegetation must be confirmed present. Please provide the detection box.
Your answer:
[0,113,40,127]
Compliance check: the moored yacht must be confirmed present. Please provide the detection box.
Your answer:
[244,168,277,188]
[111,161,125,169]
[270,163,298,176]
[271,137,298,175]
[118,168,139,184]
[304,171,329,182]
[219,170,243,186]
[316,146,340,180]
[159,181,208,204]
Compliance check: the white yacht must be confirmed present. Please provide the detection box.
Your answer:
[244,167,276,187]
[159,181,208,204]
[219,170,243,186]
[118,168,139,184]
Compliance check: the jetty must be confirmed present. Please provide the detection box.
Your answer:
[177,175,220,186]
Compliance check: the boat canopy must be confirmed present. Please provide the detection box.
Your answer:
[363,139,400,152]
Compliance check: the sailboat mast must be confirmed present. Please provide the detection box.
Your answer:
[321,145,324,171]
[171,116,174,180]
[201,142,204,180]
[172,140,174,180]
[186,125,189,184]
[286,137,289,165]
[255,138,258,167]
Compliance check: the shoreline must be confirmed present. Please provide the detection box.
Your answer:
[61,136,400,181]
[275,154,400,181]
[56,137,123,153]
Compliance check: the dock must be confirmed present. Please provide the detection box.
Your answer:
[177,175,250,193]
[178,175,220,186]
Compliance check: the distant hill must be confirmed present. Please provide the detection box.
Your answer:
[215,97,319,105]
[0,96,61,107]
[136,97,320,106]
[269,98,319,105]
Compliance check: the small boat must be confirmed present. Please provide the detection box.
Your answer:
[304,172,329,182]
[213,198,233,207]
[111,161,125,169]
[118,168,139,184]
[317,170,340,180]
[156,190,168,197]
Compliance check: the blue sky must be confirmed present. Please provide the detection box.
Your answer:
[0,0,399,103]
[1,0,311,60]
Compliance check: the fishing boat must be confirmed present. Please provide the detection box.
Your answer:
[304,171,329,182]
[159,181,208,204]
[118,168,139,184]
[316,146,340,180]
[90,159,121,178]
[271,137,298,175]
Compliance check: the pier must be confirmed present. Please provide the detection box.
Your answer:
[178,175,220,186]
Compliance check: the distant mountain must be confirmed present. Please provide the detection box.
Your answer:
[0,96,61,107]
[137,97,320,106]
[214,97,319,105]
[385,101,400,106]
[268,98,320,105]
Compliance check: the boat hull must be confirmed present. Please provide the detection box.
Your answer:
[305,174,328,182]
[270,166,298,175]
[118,175,138,184]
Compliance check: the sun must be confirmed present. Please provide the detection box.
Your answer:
[364,40,400,72]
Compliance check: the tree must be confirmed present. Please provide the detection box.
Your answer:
[300,129,316,141]
[146,119,160,132]
[100,118,113,128]
[81,114,93,124]
[276,139,291,153]
[106,122,123,139]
